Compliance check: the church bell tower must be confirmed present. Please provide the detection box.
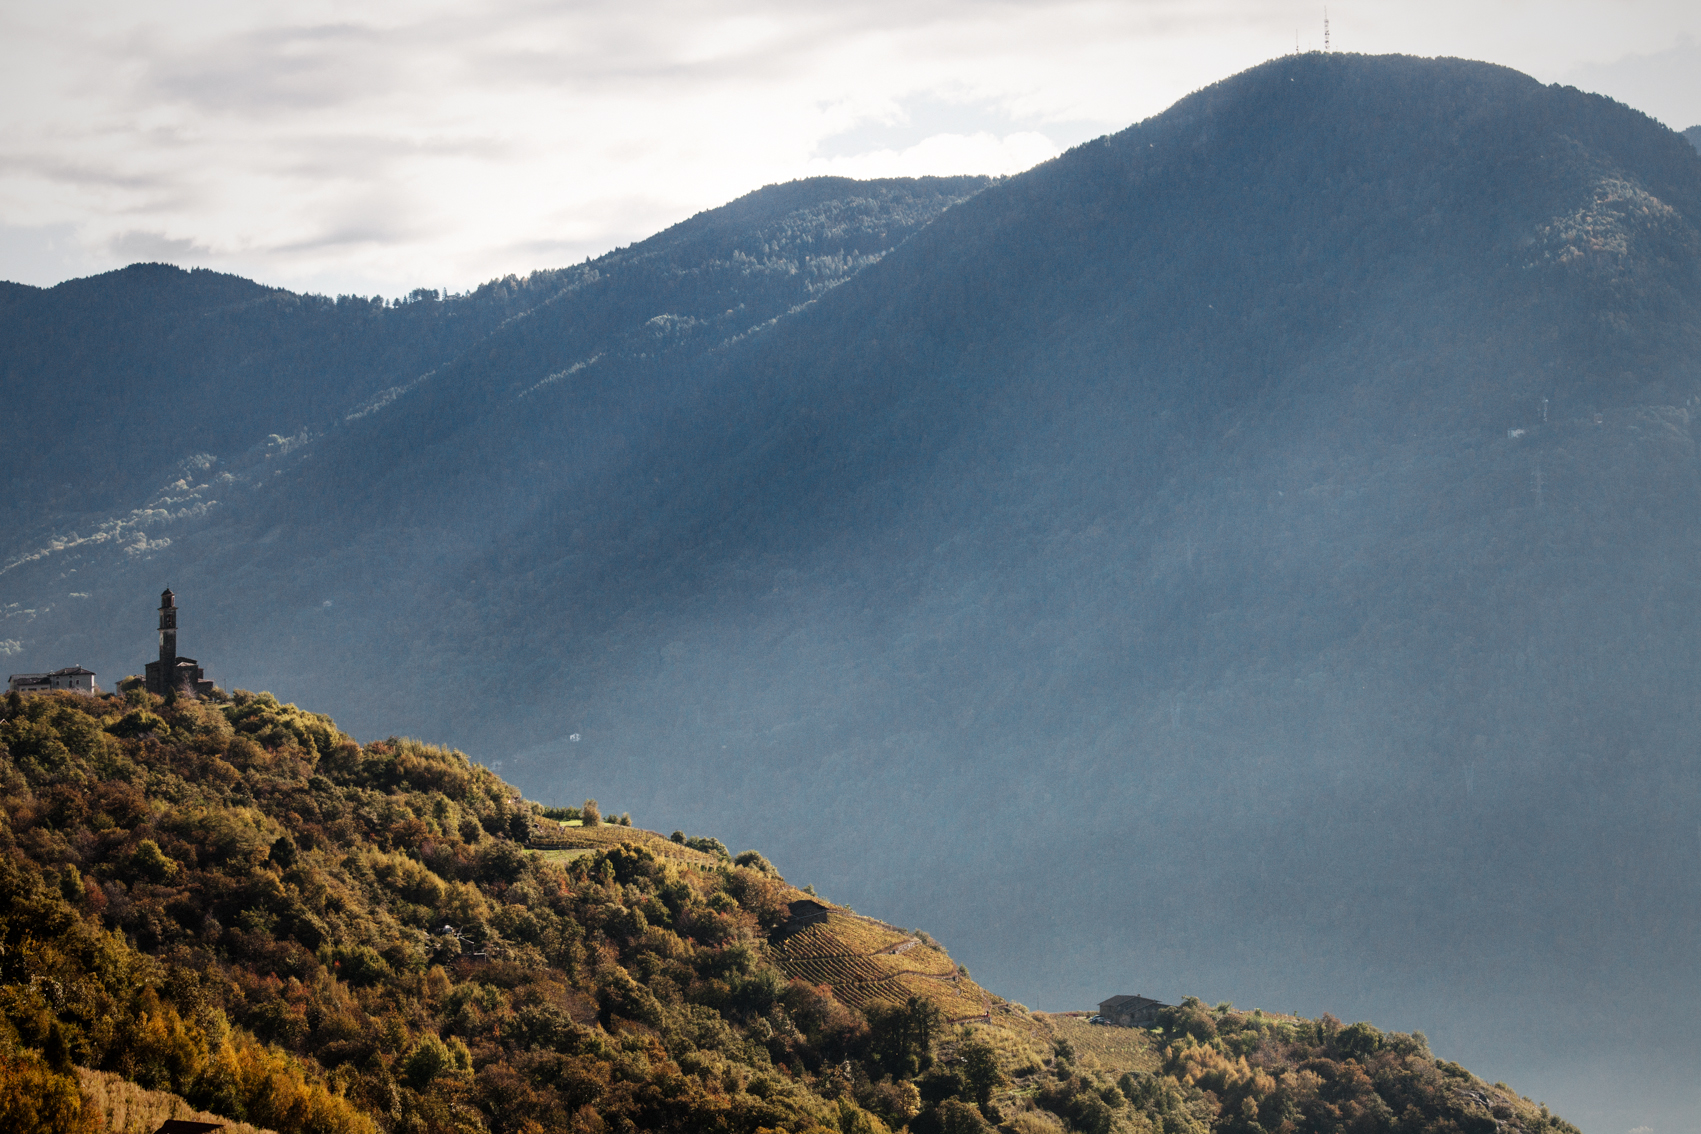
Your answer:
[143,587,209,697]
[141,591,216,697]
[158,588,178,673]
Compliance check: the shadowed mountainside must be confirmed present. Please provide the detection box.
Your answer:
[0,264,567,542]
[0,174,987,587]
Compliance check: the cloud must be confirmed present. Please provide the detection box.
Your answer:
[106,229,217,263]
[1561,39,1701,130]
[1,0,1698,296]
[0,223,106,287]
[144,22,400,114]
[806,131,1062,180]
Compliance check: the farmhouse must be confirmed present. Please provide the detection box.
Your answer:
[7,665,99,695]
[1097,993,1169,1028]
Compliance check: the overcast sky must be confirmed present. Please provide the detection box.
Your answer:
[2,0,1698,298]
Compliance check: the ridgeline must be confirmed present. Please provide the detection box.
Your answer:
[1,686,1576,1134]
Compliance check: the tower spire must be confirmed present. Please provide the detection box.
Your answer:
[157,587,177,674]
[1324,7,1330,52]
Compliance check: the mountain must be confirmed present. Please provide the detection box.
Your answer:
[3,53,1700,1130]
[0,264,575,545]
[0,684,1582,1134]
[0,173,986,608]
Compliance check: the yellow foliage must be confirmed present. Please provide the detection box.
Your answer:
[0,1049,100,1134]
[1275,1067,1325,1100]
[835,1098,892,1134]
[441,880,494,928]
[1170,1042,1274,1098]
[112,993,205,1093]
[1003,1108,1066,1134]
[368,851,447,906]
[197,1031,378,1134]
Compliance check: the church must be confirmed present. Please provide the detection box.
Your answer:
[144,588,216,697]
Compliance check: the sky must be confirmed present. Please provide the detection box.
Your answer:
[1,0,1699,298]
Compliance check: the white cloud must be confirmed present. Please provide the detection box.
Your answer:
[1562,39,1701,129]
[1,0,1697,296]
[806,131,1062,180]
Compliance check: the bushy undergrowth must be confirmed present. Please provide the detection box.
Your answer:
[0,688,1575,1134]
[1013,1001,1582,1134]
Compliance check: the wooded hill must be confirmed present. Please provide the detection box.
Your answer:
[1,685,1579,1134]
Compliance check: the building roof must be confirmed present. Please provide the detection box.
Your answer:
[1099,994,1168,1011]
[9,667,97,682]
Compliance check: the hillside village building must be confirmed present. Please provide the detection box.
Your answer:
[144,588,215,697]
[7,666,99,695]
[1097,994,1169,1028]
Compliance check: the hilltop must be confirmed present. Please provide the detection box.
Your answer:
[0,685,1579,1134]
[4,53,1701,1127]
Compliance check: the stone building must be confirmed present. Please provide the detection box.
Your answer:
[144,588,215,697]
[1097,994,1169,1028]
[7,666,99,695]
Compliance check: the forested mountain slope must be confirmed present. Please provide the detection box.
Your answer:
[0,685,1580,1134]
[0,264,563,542]
[0,174,985,585]
[3,54,1699,1128]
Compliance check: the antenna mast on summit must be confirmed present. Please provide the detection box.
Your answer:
[1324,7,1331,51]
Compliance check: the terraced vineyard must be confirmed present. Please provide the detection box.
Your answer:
[522,828,994,1020]
[767,909,992,1020]
[1039,1014,1162,1077]
[527,824,724,867]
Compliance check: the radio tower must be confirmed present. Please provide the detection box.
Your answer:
[1324,7,1331,52]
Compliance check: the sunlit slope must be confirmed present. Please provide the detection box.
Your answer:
[768,904,992,1020]
[1038,1013,1163,1077]
[0,685,1583,1134]
[527,821,727,867]
[524,823,997,1020]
